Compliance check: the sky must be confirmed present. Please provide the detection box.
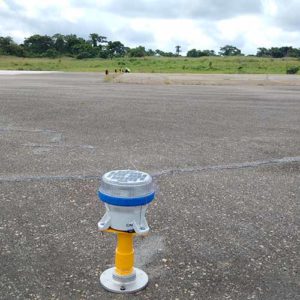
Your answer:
[0,0,300,55]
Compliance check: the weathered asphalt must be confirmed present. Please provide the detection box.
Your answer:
[0,72,299,299]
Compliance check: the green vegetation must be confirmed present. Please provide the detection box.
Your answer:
[286,66,300,74]
[1,34,300,60]
[0,34,177,59]
[1,34,299,74]
[1,55,299,74]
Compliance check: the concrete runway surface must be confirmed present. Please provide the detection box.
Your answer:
[0,72,299,299]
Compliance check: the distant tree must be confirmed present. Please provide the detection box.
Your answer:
[128,46,147,57]
[88,34,107,49]
[280,46,293,57]
[155,49,163,56]
[107,41,126,58]
[175,45,181,56]
[73,43,97,57]
[98,49,109,59]
[23,35,54,55]
[257,46,300,58]
[0,36,14,51]
[269,47,285,58]
[187,48,216,57]
[219,45,242,56]
[52,34,66,53]
[256,47,270,57]
[202,49,216,56]
[9,43,25,56]
[64,34,86,55]
[287,47,300,58]
[165,52,176,57]
[97,36,108,49]
[155,49,175,57]
[186,48,198,57]
[0,36,24,56]
[146,49,156,56]
[270,46,293,58]
[89,33,99,47]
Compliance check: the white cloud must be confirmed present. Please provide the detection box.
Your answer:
[0,0,300,54]
[261,0,278,16]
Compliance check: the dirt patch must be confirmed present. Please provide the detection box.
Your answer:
[113,73,300,86]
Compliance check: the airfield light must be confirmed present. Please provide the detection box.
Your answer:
[98,170,155,293]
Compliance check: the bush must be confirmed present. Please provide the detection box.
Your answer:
[76,52,93,59]
[286,66,299,74]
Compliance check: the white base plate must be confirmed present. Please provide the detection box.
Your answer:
[100,267,148,293]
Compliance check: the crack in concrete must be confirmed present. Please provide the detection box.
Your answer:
[0,156,299,183]
[0,127,56,133]
[0,174,99,183]
[151,155,300,179]
[22,143,95,150]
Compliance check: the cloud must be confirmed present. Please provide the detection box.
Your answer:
[0,0,299,54]
[269,0,300,31]
[115,27,155,48]
[0,0,112,42]
[104,0,262,20]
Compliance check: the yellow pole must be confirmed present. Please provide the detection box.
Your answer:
[114,232,135,276]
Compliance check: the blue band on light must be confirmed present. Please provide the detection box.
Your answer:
[98,191,155,207]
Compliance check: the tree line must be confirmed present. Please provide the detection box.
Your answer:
[187,45,300,58]
[0,34,177,59]
[0,33,300,59]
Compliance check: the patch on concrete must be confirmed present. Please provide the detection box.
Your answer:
[135,235,165,268]
[0,70,61,75]
[114,73,300,86]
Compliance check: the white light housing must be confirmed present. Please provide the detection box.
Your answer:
[98,170,155,234]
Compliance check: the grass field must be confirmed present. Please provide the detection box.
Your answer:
[0,55,300,74]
